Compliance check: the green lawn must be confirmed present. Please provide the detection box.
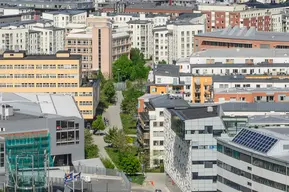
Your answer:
[120,113,137,134]
[105,148,120,168]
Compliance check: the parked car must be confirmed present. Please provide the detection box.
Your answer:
[155,190,162,192]
[94,130,106,136]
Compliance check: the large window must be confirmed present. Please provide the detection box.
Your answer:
[56,120,80,145]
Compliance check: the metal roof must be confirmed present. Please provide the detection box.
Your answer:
[191,48,289,58]
[196,26,289,42]
[1,92,82,118]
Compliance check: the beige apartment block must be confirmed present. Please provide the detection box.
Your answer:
[0,50,99,120]
[112,30,131,61]
[65,17,112,78]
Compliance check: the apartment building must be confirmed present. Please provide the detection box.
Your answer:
[0,92,85,166]
[213,75,289,91]
[137,94,189,168]
[112,30,131,61]
[214,87,289,103]
[196,4,246,32]
[217,128,289,192]
[147,64,193,101]
[128,20,153,59]
[42,10,87,29]
[164,105,228,192]
[102,12,169,27]
[151,14,205,64]
[101,3,193,15]
[194,26,289,51]
[0,20,65,54]
[0,50,99,120]
[0,0,93,9]
[66,17,112,78]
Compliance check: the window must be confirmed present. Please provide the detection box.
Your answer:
[204,162,213,168]
[159,111,164,116]
[204,126,213,134]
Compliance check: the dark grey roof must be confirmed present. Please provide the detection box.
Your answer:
[149,95,189,109]
[196,26,289,42]
[221,102,289,112]
[191,63,289,68]
[213,75,289,83]
[45,10,86,15]
[127,20,151,24]
[169,106,219,120]
[154,64,179,77]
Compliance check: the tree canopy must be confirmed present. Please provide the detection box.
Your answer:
[84,129,99,159]
[112,48,150,82]
[121,87,144,115]
[92,115,105,131]
[119,153,141,175]
[158,60,167,64]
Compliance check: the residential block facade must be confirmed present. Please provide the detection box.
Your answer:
[0,50,99,120]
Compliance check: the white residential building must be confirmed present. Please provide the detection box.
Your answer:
[0,19,64,54]
[42,10,87,28]
[217,128,289,192]
[137,94,190,168]
[128,20,153,59]
[213,75,289,91]
[153,19,205,64]
[32,26,65,54]
[164,105,228,192]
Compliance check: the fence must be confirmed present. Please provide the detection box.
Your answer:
[114,82,126,91]
[49,166,131,192]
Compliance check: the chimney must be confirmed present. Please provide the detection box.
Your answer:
[207,106,213,112]
[0,105,13,120]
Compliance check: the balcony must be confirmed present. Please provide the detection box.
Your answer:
[138,112,150,130]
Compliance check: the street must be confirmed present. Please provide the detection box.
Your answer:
[92,91,170,192]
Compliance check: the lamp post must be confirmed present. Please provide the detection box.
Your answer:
[117,69,120,82]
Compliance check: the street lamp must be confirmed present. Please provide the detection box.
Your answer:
[117,69,120,82]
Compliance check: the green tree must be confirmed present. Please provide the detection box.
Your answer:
[101,157,115,169]
[111,129,128,152]
[119,153,141,175]
[121,87,144,115]
[130,48,145,65]
[158,60,167,64]
[84,129,99,159]
[102,80,116,103]
[104,126,118,143]
[92,115,105,131]
[112,55,132,82]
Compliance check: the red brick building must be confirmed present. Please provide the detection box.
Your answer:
[194,26,289,51]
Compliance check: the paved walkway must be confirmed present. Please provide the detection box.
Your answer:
[102,91,124,130]
[92,91,124,163]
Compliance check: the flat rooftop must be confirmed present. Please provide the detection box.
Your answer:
[45,10,86,15]
[218,127,289,164]
[168,106,219,120]
[191,63,289,68]
[196,26,289,42]
[191,48,289,58]
[215,87,289,94]
[149,94,190,109]
[154,64,179,77]
[1,92,82,118]
[248,115,289,125]
[213,75,289,83]
[221,102,289,112]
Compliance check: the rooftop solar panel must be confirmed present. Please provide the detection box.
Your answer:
[232,129,278,153]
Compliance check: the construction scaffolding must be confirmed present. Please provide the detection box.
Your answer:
[5,133,53,192]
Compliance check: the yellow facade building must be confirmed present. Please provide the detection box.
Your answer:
[0,50,99,120]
